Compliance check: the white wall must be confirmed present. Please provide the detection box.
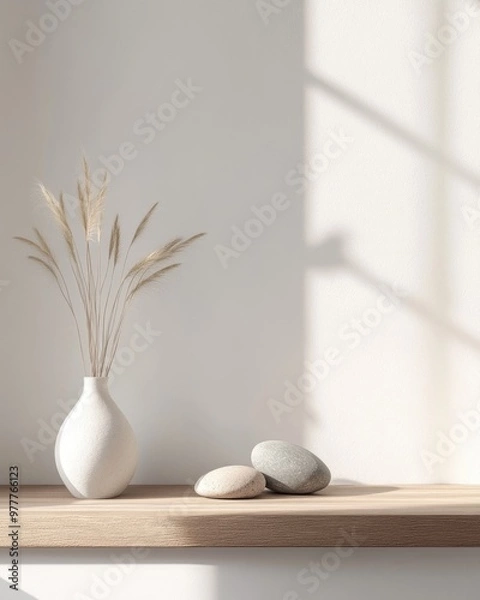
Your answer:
[2,0,480,598]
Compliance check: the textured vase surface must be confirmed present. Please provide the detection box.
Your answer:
[55,377,138,499]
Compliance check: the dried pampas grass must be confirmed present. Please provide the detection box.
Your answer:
[15,160,205,377]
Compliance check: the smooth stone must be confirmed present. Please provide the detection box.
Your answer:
[251,440,331,494]
[194,465,266,499]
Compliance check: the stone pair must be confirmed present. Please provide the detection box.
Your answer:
[194,440,331,499]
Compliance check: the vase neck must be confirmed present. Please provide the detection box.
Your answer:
[83,377,110,396]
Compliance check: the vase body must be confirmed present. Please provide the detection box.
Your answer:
[55,377,138,499]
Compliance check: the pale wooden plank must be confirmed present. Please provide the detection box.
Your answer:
[1,485,480,547]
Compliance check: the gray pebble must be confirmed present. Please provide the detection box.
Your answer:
[251,440,331,494]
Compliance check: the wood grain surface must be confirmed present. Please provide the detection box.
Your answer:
[1,485,479,548]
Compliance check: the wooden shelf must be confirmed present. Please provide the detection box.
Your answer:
[1,485,480,548]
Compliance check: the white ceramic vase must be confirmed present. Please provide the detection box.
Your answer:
[55,377,138,499]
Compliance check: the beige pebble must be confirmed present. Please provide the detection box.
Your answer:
[195,465,266,499]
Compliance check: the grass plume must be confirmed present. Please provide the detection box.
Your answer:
[132,202,158,245]
[16,160,205,377]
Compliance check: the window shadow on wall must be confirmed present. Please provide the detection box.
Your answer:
[0,579,37,599]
